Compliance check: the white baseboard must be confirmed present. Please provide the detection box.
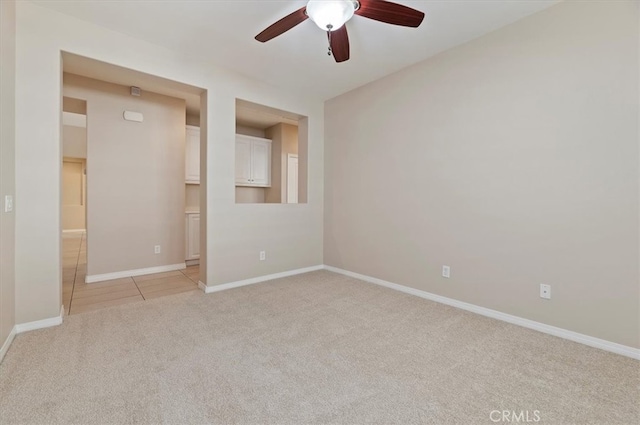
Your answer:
[0,325,17,364]
[186,259,199,267]
[62,229,85,233]
[324,265,640,360]
[15,305,64,334]
[86,263,186,283]
[200,265,324,294]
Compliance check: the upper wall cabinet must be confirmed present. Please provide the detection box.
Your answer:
[185,125,200,184]
[235,134,272,187]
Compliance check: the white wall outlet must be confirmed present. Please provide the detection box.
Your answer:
[260,251,266,261]
[154,245,161,254]
[4,195,13,213]
[540,284,551,299]
[442,265,451,278]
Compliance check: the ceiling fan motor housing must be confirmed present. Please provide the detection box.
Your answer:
[306,0,359,31]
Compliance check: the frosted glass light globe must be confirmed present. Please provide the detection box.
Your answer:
[306,0,356,31]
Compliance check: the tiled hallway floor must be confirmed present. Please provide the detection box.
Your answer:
[63,232,200,315]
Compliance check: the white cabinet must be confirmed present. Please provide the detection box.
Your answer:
[235,134,271,187]
[185,126,200,184]
[185,213,200,260]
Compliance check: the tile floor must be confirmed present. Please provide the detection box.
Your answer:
[63,232,200,315]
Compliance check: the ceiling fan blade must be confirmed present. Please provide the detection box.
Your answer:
[255,6,309,42]
[355,0,425,28]
[329,26,350,63]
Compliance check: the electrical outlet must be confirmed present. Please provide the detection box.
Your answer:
[4,195,13,213]
[540,284,551,299]
[442,265,451,278]
[260,251,266,261]
[154,245,161,254]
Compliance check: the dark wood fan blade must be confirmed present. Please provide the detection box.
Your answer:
[255,7,309,42]
[356,0,425,28]
[329,26,350,63]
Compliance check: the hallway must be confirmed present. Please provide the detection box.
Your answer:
[62,232,200,315]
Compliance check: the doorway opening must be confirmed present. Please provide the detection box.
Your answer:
[60,52,207,315]
[61,99,87,312]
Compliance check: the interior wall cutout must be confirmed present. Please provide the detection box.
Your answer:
[235,99,307,204]
[61,52,208,284]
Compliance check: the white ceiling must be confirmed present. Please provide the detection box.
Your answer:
[37,0,558,101]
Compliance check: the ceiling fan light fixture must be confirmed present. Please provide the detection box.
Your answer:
[306,0,357,31]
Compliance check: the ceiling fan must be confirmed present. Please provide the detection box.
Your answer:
[255,0,425,63]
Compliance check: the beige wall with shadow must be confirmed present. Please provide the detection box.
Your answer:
[0,0,16,351]
[324,1,639,348]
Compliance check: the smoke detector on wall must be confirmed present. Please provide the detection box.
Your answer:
[130,86,141,96]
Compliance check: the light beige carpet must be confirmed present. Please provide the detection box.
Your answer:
[1,270,638,424]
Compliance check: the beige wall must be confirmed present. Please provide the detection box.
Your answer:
[235,187,265,204]
[264,124,282,204]
[185,117,200,211]
[265,123,299,203]
[186,113,199,127]
[279,123,298,203]
[236,124,265,138]
[325,1,639,348]
[63,73,186,277]
[198,94,207,286]
[62,125,87,158]
[13,2,323,324]
[185,184,199,211]
[63,97,86,115]
[0,0,16,351]
[62,159,86,231]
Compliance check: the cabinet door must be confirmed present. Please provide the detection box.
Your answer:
[250,140,271,186]
[235,138,252,185]
[185,127,200,183]
[186,214,200,260]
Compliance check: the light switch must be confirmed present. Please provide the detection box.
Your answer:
[442,265,450,278]
[4,195,13,213]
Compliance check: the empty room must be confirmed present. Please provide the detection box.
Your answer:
[0,1,638,424]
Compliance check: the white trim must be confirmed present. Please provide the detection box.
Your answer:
[15,305,64,334]
[200,265,324,294]
[86,263,186,283]
[62,229,86,233]
[62,111,86,128]
[324,266,640,360]
[0,326,17,364]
